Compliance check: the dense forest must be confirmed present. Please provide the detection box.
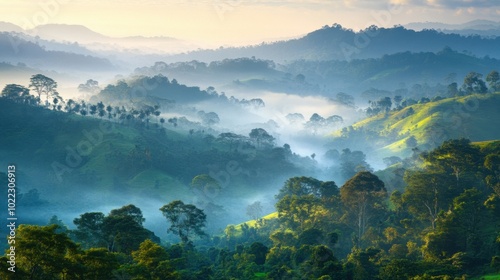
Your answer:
[1,138,500,279]
[1,71,500,279]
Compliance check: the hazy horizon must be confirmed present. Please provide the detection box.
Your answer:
[1,0,499,47]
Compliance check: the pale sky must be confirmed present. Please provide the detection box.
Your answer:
[1,0,499,46]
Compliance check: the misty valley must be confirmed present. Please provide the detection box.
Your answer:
[1,22,500,280]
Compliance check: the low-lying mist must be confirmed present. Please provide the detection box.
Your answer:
[197,90,362,160]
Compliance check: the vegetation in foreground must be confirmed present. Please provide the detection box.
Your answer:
[1,137,499,279]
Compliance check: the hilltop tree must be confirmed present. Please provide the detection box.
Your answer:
[462,72,487,94]
[73,205,157,253]
[1,84,31,103]
[102,214,156,254]
[159,200,207,243]
[29,74,58,105]
[109,204,145,226]
[249,128,275,148]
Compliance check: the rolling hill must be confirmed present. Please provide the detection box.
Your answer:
[332,92,500,160]
[0,97,312,230]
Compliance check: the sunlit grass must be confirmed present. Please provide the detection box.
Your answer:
[336,93,500,159]
[233,212,279,233]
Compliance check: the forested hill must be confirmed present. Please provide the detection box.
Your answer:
[284,48,500,91]
[0,96,315,227]
[329,92,500,159]
[167,25,500,63]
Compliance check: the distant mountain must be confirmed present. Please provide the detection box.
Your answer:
[166,25,500,63]
[405,20,500,37]
[29,24,197,54]
[405,20,500,31]
[283,47,500,93]
[30,24,108,43]
[138,49,500,96]
[0,32,116,72]
[0,21,23,33]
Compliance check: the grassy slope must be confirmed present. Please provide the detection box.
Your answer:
[349,93,500,158]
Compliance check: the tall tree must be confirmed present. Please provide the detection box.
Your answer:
[462,72,487,94]
[403,171,453,229]
[340,171,387,247]
[249,128,275,148]
[109,204,145,226]
[72,212,106,249]
[159,200,207,243]
[29,74,58,105]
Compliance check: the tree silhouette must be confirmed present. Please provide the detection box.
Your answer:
[1,84,30,103]
[29,74,57,105]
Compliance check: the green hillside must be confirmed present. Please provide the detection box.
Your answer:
[0,98,312,226]
[340,92,500,158]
